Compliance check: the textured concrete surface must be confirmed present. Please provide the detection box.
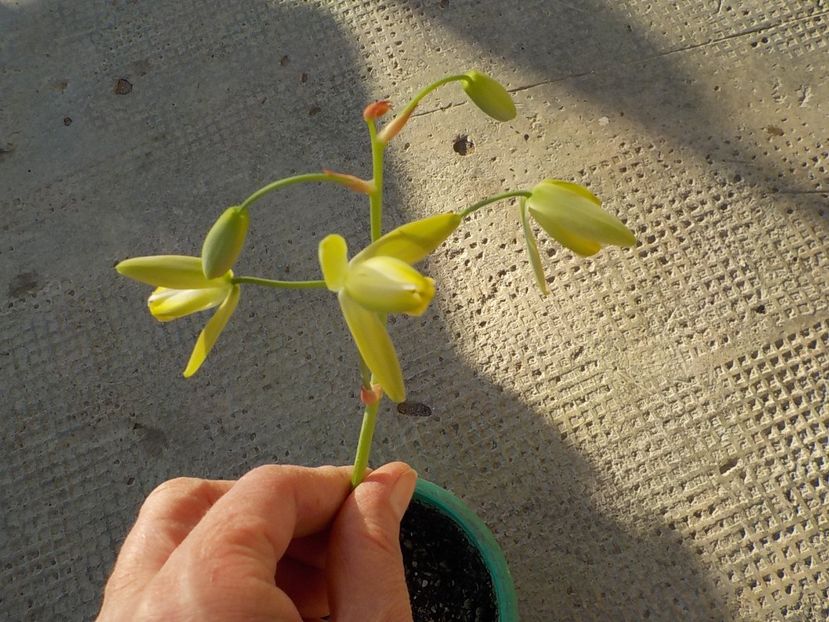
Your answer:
[2,1,828,620]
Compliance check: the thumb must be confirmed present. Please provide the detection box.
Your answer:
[328,462,416,622]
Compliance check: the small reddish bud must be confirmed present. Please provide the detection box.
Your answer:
[363,99,392,121]
[322,169,374,194]
[360,384,384,406]
[377,108,413,144]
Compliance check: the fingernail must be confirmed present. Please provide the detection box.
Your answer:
[389,469,418,519]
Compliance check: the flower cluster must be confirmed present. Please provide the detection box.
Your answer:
[114,70,636,409]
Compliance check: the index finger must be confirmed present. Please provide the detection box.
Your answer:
[161,464,353,584]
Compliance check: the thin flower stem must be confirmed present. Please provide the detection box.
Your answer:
[231,276,326,289]
[378,74,468,143]
[351,400,379,488]
[348,117,392,487]
[406,74,468,111]
[367,120,385,242]
[459,190,532,218]
[239,173,357,211]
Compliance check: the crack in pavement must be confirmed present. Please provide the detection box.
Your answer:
[411,9,829,119]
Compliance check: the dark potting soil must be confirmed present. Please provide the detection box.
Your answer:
[400,500,498,622]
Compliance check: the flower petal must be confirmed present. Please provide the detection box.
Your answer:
[148,286,229,322]
[539,179,602,206]
[345,256,435,316]
[116,255,229,289]
[183,284,241,378]
[338,291,405,403]
[319,234,349,291]
[528,180,636,249]
[461,71,516,122]
[201,206,249,279]
[535,220,603,257]
[518,199,549,295]
[353,213,461,265]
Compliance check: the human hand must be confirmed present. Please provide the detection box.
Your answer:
[97,462,417,621]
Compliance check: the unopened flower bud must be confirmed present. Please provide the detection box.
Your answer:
[322,169,374,194]
[462,71,516,122]
[363,99,392,121]
[201,206,249,279]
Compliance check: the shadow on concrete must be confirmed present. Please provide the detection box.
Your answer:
[426,0,826,224]
[1,1,732,619]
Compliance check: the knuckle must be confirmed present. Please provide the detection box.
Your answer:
[245,463,301,483]
[140,477,211,517]
[241,464,301,499]
[201,511,275,559]
[245,463,285,482]
[148,476,202,500]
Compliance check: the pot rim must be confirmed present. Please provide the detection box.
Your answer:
[412,478,519,621]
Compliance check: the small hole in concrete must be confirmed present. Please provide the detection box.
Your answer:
[719,457,739,474]
[397,401,432,417]
[453,135,474,156]
[113,78,133,95]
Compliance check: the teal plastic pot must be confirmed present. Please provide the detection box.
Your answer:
[411,478,519,621]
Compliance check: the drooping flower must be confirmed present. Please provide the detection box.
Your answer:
[115,255,240,377]
[521,180,636,294]
[319,213,461,403]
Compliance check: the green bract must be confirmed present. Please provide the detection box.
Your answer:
[462,71,516,122]
[201,205,249,279]
[115,255,240,377]
[519,198,549,295]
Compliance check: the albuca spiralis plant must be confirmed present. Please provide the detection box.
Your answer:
[116,71,636,487]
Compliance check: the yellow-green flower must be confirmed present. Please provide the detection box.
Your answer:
[115,255,240,377]
[319,213,461,403]
[521,180,636,294]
